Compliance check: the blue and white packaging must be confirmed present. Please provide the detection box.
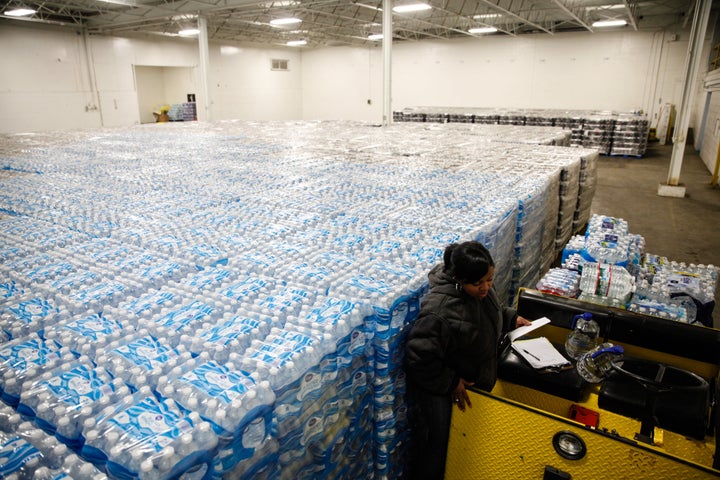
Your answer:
[43,311,134,357]
[17,360,129,449]
[218,275,274,304]
[172,267,234,295]
[148,300,225,347]
[0,335,78,407]
[0,295,65,343]
[157,361,275,475]
[188,315,273,364]
[81,386,218,480]
[0,422,76,478]
[95,333,199,391]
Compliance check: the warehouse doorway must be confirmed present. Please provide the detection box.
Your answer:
[134,65,197,124]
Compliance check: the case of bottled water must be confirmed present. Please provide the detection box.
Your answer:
[252,285,316,325]
[144,299,230,348]
[0,294,65,343]
[0,335,79,408]
[218,275,275,305]
[0,278,24,302]
[43,312,134,358]
[169,267,232,296]
[536,268,581,298]
[578,262,634,308]
[633,258,718,325]
[95,333,198,391]
[0,420,107,480]
[81,385,218,480]
[118,288,178,323]
[156,361,275,476]
[16,360,129,449]
[582,215,632,266]
[187,314,273,364]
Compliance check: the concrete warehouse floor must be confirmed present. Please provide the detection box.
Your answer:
[589,140,720,327]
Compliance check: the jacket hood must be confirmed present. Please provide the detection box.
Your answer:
[427,263,502,311]
[428,264,457,293]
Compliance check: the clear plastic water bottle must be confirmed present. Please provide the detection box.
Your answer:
[564,312,599,360]
[576,343,624,383]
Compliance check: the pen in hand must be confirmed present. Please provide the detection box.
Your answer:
[521,349,541,362]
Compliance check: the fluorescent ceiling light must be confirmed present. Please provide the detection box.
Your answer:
[473,13,501,19]
[368,33,383,41]
[178,28,200,36]
[392,3,431,13]
[263,0,299,7]
[468,26,498,34]
[287,40,307,46]
[4,8,36,16]
[356,3,382,12]
[270,17,302,26]
[592,19,627,27]
[96,0,138,5]
[586,4,625,11]
[172,14,198,21]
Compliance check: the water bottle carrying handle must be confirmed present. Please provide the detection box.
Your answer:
[571,312,593,329]
[590,345,624,359]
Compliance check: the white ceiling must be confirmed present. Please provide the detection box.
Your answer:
[0,0,701,48]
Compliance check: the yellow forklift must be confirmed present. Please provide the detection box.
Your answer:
[445,289,720,479]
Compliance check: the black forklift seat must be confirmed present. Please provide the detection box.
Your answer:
[498,342,586,402]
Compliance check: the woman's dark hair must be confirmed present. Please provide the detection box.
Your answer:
[443,241,495,283]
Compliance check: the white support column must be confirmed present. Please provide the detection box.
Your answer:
[658,0,711,197]
[197,16,211,122]
[382,0,392,126]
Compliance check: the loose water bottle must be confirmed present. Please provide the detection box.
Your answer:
[564,312,599,360]
[576,343,624,383]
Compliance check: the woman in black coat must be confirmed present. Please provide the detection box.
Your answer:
[404,241,530,480]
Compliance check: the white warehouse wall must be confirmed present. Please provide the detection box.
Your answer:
[0,23,103,133]
[89,34,201,128]
[301,46,384,122]
[301,29,694,127]
[209,45,302,121]
[0,23,302,133]
[699,91,720,173]
[0,20,707,138]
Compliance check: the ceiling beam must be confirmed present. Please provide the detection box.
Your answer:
[431,4,517,37]
[550,0,593,32]
[620,0,638,30]
[84,0,266,29]
[475,0,554,35]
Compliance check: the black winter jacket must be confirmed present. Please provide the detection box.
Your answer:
[404,264,517,395]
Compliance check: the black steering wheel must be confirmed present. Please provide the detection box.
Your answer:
[609,358,708,394]
[606,357,709,444]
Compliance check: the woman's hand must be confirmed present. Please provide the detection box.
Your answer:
[515,316,532,328]
[451,378,474,411]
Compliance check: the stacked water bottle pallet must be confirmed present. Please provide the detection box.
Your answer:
[395,107,649,157]
[430,142,596,277]
[458,124,571,146]
[576,114,615,155]
[167,103,197,122]
[537,214,718,327]
[0,120,597,479]
[609,113,650,157]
